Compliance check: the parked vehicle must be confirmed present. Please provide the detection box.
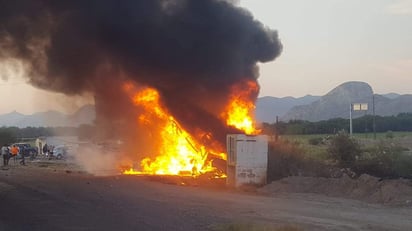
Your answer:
[51,145,68,160]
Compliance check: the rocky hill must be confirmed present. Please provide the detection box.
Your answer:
[282,81,412,122]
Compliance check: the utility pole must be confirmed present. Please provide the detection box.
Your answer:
[275,116,279,142]
[349,103,353,136]
[373,94,376,139]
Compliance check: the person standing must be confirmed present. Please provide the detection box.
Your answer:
[1,144,10,166]
[43,143,48,156]
[18,145,25,165]
[10,145,19,165]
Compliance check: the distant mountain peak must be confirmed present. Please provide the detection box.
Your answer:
[0,104,95,128]
[325,81,373,101]
[7,110,24,116]
[383,93,401,99]
[281,81,412,122]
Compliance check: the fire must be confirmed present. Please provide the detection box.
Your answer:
[223,80,260,135]
[121,79,259,178]
[122,83,224,177]
[139,119,210,176]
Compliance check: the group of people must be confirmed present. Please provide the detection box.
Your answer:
[1,144,26,166]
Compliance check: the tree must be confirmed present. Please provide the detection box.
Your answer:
[0,129,16,145]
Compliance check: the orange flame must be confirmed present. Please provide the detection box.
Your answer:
[122,83,224,176]
[222,80,260,135]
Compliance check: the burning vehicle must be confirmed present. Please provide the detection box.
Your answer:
[0,0,282,180]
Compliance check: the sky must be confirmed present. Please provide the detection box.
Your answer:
[241,0,412,97]
[0,0,411,114]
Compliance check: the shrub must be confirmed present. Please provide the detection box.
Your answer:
[327,131,361,168]
[354,141,412,179]
[386,130,394,139]
[308,137,323,145]
[267,139,330,181]
[393,152,412,178]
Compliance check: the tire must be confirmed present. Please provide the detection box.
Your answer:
[56,154,63,160]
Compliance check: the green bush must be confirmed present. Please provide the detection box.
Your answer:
[393,152,412,178]
[327,131,361,167]
[355,141,412,178]
[267,139,330,181]
[386,130,394,139]
[308,137,323,145]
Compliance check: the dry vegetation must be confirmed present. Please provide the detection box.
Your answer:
[263,132,412,206]
[269,132,412,179]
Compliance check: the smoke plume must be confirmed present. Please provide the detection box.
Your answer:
[0,0,282,154]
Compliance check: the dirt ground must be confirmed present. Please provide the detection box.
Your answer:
[260,174,412,206]
[1,160,412,231]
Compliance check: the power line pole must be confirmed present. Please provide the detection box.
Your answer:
[373,94,376,139]
[275,115,279,142]
[350,103,353,136]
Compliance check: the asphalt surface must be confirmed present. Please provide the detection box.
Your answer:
[0,162,412,231]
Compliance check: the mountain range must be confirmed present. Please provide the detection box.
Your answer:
[255,95,320,123]
[280,82,412,122]
[0,104,95,128]
[259,81,412,122]
[0,81,411,127]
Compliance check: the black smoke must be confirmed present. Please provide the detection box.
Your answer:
[0,0,282,153]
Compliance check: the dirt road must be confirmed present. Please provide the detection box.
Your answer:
[0,162,411,231]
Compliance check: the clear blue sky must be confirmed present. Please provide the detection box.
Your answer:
[1,0,411,114]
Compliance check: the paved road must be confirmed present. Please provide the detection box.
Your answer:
[0,163,411,231]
